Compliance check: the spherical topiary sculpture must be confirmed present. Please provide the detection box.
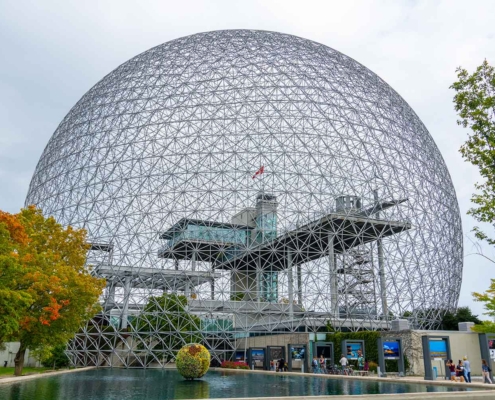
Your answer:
[176,343,210,379]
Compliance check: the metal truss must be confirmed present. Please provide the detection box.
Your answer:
[25,30,463,368]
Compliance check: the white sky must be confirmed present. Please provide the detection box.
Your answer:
[1,0,494,319]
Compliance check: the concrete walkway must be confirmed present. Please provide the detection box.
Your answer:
[206,368,495,400]
[0,366,95,385]
[211,368,494,389]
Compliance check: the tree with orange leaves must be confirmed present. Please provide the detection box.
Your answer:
[0,211,32,344]
[0,207,105,376]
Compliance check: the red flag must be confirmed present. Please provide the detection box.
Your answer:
[252,166,264,179]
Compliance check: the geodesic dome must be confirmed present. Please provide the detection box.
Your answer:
[26,30,462,367]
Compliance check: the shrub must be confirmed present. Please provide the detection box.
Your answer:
[176,344,210,380]
[40,344,70,369]
[368,361,378,373]
[220,361,249,370]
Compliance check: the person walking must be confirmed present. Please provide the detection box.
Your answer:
[463,356,471,383]
[455,360,465,382]
[312,356,319,373]
[339,354,348,374]
[447,360,456,381]
[482,359,492,384]
[319,355,326,374]
[357,351,365,375]
[364,359,370,375]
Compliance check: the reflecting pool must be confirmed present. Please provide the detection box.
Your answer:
[0,369,474,400]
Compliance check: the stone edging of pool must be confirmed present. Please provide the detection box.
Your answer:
[206,368,495,399]
[0,366,96,385]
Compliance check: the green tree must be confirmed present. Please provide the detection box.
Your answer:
[0,206,106,376]
[135,294,201,362]
[40,344,70,369]
[473,278,495,317]
[0,212,32,345]
[472,320,495,333]
[471,279,495,333]
[451,60,495,244]
[441,306,481,330]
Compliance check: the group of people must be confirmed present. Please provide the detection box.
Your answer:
[339,351,368,375]
[446,356,493,384]
[311,352,369,375]
[269,358,288,372]
[311,355,329,373]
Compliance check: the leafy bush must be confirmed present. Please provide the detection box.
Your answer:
[220,361,249,370]
[40,344,70,369]
[176,343,210,380]
[368,361,378,373]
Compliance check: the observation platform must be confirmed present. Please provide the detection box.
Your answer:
[92,264,220,291]
[158,218,252,262]
[158,213,411,271]
[216,213,411,271]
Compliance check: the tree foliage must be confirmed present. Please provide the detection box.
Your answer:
[441,306,482,330]
[451,60,495,243]
[0,212,32,343]
[135,294,201,361]
[473,278,495,317]
[472,320,495,333]
[0,206,106,375]
[40,344,70,369]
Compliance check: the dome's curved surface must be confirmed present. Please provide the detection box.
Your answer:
[27,30,461,351]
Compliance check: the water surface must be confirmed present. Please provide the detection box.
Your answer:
[0,369,473,400]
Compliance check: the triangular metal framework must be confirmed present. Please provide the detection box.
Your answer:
[24,30,463,368]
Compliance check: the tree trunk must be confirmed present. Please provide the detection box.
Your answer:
[14,342,26,376]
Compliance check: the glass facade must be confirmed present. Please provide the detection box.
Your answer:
[261,271,278,303]
[254,212,277,244]
[166,224,250,250]
[201,317,233,332]
[255,212,278,302]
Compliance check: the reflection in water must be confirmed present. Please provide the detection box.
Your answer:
[0,369,474,400]
[175,380,210,399]
[6,375,61,400]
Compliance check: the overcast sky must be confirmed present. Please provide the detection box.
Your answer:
[1,0,494,318]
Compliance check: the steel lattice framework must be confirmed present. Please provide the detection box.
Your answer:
[25,30,462,368]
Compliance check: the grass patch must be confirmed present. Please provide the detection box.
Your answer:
[0,367,53,377]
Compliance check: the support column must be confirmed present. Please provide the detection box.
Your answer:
[328,233,338,319]
[377,240,388,318]
[256,254,262,303]
[107,283,116,305]
[192,250,197,272]
[121,275,131,330]
[287,249,294,319]
[190,251,197,299]
[374,189,389,319]
[296,265,302,306]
